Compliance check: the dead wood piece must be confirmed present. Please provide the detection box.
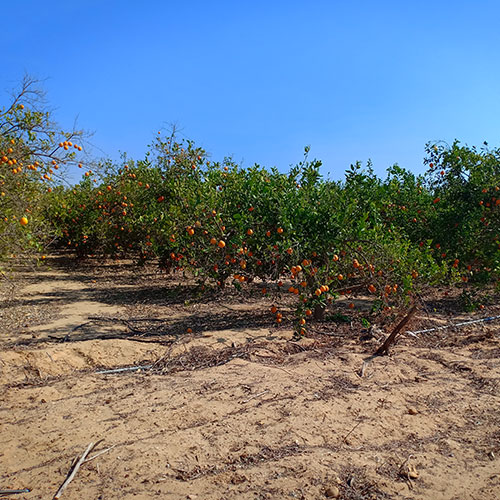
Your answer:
[84,444,117,462]
[374,305,417,356]
[242,390,270,403]
[359,306,417,377]
[53,441,99,499]
[0,489,31,496]
[342,420,362,443]
[97,365,152,374]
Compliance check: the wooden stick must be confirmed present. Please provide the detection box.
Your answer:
[53,442,96,499]
[242,390,269,403]
[96,364,152,374]
[374,305,417,356]
[84,444,117,463]
[342,420,362,443]
[0,489,31,495]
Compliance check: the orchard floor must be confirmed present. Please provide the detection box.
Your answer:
[0,256,499,500]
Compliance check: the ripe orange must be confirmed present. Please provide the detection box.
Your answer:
[218,240,226,248]
[247,229,253,236]
[368,284,376,293]
[19,216,28,226]
[277,227,283,234]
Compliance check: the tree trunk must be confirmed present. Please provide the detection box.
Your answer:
[313,303,325,321]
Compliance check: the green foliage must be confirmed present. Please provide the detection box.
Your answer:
[0,76,86,267]
[3,78,499,330]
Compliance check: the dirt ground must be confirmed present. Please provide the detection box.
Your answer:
[1,256,499,500]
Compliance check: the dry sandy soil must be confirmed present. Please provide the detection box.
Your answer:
[1,256,499,500]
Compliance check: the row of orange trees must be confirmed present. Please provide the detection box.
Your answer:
[44,133,499,328]
[2,79,499,329]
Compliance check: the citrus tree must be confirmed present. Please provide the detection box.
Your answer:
[52,138,448,332]
[0,76,86,270]
[423,141,500,283]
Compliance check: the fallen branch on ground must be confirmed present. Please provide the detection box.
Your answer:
[97,365,152,374]
[242,390,270,403]
[84,444,117,462]
[374,305,418,356]
[53,440,102,499]
[342,420,362,443]
[360,306,418,377]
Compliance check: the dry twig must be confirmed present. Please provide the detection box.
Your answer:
[375,305,418,356]
[342,420,362,443]
[53,441,100,499]
[84,444,117,462]
[242,390,270,403]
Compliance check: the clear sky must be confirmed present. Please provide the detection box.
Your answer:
[2,0,500,182]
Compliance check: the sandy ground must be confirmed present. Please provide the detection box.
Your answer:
[0,257,499,499]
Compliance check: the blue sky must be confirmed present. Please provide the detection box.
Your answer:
[2,1,499,182]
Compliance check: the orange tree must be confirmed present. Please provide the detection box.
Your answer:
[51,136,453,331]
[102,141,445,329]
[50,133,208,261]
[0,76,86,269]
[422,141,500,284]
